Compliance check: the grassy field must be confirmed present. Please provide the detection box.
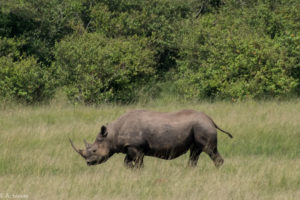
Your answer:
[0,100,300,199]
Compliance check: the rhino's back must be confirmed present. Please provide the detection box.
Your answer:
[113,109,202,130]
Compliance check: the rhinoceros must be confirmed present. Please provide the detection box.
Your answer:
[70,109,233,168]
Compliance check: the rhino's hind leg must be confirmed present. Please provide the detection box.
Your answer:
[124,146,144,169]
[188,144,203,167]
[206,147,224,168]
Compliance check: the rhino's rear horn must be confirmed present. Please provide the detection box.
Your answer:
[84,139,92,149]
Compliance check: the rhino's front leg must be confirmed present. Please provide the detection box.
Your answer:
[124,146,144,169]
[135,153,144,168]
[124,154,134,168]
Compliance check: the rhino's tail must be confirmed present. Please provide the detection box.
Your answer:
[215,124,233,138]
[209,118,233,138]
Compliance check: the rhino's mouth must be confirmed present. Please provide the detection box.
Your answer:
[86,157,108,166]
[87,160,98,166]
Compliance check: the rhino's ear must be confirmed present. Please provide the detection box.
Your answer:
[101,125,108,137]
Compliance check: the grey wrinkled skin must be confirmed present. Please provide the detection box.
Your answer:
[70,109,233,168]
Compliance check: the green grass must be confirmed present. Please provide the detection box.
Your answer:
[0,100,300,199]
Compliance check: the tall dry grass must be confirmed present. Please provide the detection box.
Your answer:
[0,100,299,199]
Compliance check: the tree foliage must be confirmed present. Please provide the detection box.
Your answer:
[0,0,299,103]
[0,56,57,103]
[55,33,156,103]
[176,2,300,100]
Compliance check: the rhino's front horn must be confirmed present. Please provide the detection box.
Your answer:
[69,138,85,158]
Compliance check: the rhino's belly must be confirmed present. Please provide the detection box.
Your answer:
[144,129,193,159]
[145,144,191,160]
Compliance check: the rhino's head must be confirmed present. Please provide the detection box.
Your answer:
[70,125,112,166]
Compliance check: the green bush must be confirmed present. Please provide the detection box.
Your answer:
[87,0,192,74]
[0,0,82,65]
[0,0,299,104]
[55,33,156,104]
[88,0,191,36]
[0,37,26,60]
[0,57,57,103]
[176,11,299,100]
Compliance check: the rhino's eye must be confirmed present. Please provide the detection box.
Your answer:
[92,149,96,153]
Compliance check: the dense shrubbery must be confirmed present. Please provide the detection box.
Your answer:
[87,0,192,74]
[0,56,57,103]
[176,7,300,99]
[55,33,156,103]
[0,0,299,103]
